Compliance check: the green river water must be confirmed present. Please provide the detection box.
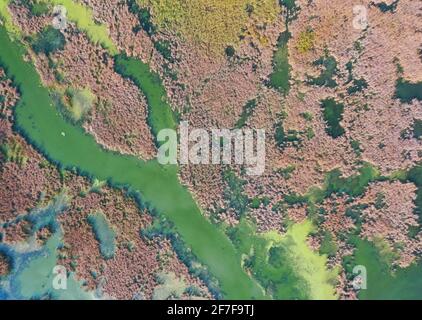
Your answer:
[0,26,265,299]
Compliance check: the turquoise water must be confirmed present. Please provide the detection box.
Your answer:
[87,212,116,259]
[0,195,95,300]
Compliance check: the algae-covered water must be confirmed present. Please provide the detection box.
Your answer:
[355,240,422,300]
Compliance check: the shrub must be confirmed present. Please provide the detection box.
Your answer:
[297,28,314,53]
[225,45,235,57]
[320,98,345,138]
[31,26,66,55]
[127,0,156,36]
[308,54,338,88]
[300,112,313,121]
[274,122,286,148]
[154,40,173,62]
[235,99,257,128]
[0,138,28,167]
[268,31,291,95]
[29,2,50,16]
[223,170,249,217]
[412,119,422,139]
[65,88,96,122]
[319,232,338,258]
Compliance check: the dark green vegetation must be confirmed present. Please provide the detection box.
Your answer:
[346,60,354,83]
[347,78,368,95]
[320,98,345,138]
[413,119,422,139]
[19,0,50,17]
[25,0,50,16]
[274,121,286,148]
[319,232,338,258]
[268,31,291,96]
[406,166,422,224]
[222,169,273,216]
[127,0,156,36]
[222,170,249,217]
[225,45,235,58]
[114,54,176,142]
[29,26,66,55]
[308,53,338,88]
[395,78,422,103]
[0,26,264,299]
[154,40,174,62]
[0,94,5,116]
[300,111,313,121]
[350,140,362,156]
[267,0,299,95]
[274,115,304,150]
[279,0,300,24]
[283,163,380,208]
[235,99,257,128]
[345,204,366,229]
[374,0,400,13]
[274,123,301,148]
[275,164,296,179]
[249,196,270,209]
[0,138,28,167]
[325,164,379,198]
[87,212,116,259]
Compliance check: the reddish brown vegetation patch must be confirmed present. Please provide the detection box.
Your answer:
[0,71,61,221]
[0,253,10,276]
